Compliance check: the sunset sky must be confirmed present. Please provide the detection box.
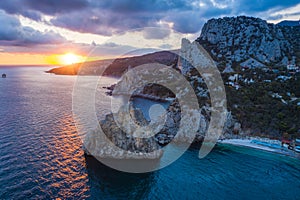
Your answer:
[0,0,299,66]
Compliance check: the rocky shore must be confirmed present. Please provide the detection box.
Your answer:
[83,95,241,159]
[84,104,163,159]
[218,138,300,159]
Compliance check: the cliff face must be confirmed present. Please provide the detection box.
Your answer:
[197,16,300,69]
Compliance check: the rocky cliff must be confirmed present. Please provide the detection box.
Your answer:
[196,16,300,70]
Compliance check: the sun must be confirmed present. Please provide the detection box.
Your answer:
[61,53,83,65]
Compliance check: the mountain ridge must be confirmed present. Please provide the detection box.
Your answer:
[197,16,300,71]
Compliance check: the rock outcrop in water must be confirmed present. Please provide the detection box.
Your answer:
[84,104,163,159]
[83,96,237,159]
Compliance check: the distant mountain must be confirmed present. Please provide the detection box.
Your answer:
[46,59,113,75]
[277,20,300,27]
[102,51,178,77]
[47,51,178,76]
[196,16,300,70]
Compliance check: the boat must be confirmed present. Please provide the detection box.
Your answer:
[2,73,6,78]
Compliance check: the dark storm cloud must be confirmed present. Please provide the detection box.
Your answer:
[0,0,88,21]
[0,11,66,46]
[49,0,196,36]
[23,0,88,15]
[50,9,160,36]
[0,0,299,36]
[88,0,193,13]
[0,0,42,20]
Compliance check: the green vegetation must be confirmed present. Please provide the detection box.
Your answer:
[225,69,300,139]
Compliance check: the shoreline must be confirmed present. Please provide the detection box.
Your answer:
[218,138,300,159]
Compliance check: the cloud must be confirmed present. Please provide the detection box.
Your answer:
[159,44,173,49]
[49,7,173,36]
[164,11,207,33]
[102,42,120,48]
[143,28,171,39]
[0,0,198,35]
[1,39,139,59]
[91,43,137,57]
[0,0,299,36]
[0,0,88,21]
[0,11,66,46]
[1,42,91,54]
[50,9,122,36]
[88,0,193,13]
[233,0,300,13]
[24,0,88,15]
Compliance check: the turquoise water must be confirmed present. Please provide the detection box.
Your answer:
[0,66,299,199]
[131,97,171,120]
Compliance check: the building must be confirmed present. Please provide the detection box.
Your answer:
[287,64,298,71]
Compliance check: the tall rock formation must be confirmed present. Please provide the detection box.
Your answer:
[196,16,300,69]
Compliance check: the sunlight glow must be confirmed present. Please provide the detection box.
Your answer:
[60,53,85,65]
[45,53,100,65]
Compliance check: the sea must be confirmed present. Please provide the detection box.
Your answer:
[0,66,299,199]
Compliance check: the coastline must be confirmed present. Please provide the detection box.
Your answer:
[218,138,300,159]
[47,66,300,161]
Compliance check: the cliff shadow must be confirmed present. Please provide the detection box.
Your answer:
[84,155,158,199]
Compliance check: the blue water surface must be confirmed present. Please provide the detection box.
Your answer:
[0,66,299,199]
